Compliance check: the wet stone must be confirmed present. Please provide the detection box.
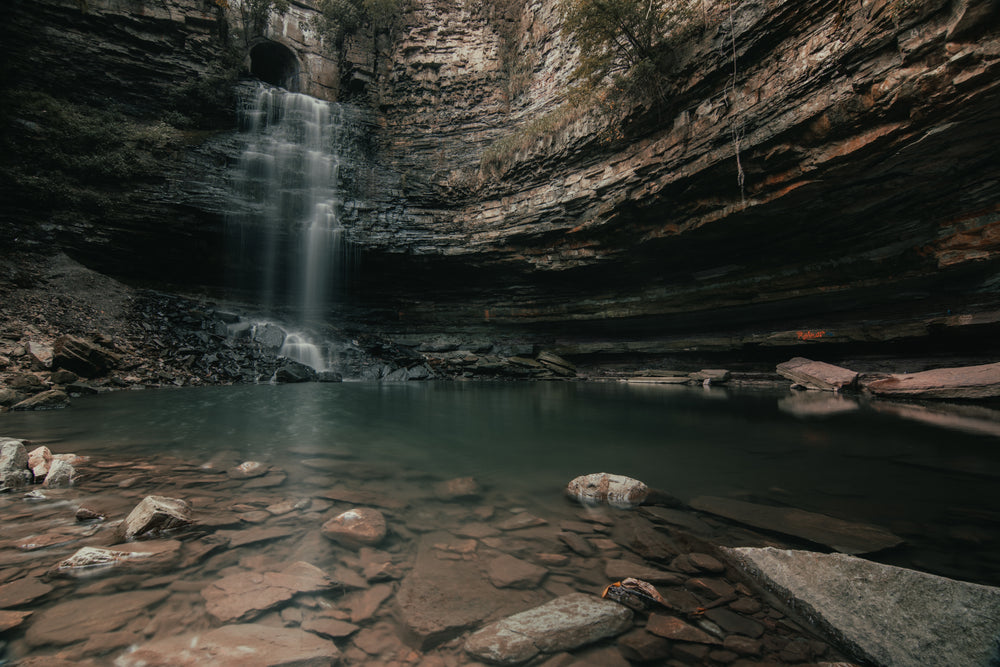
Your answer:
[616,628,672,662]
[0,440,29,489]
[646,614,722,645]
[705,606,765,638]
[729,596,763,614]
[464,593,634,665]
[115,623,340,666]
[201,560,332,623]
[115,496,191,542]
[611,516,676,560]
[434,476,481,500]
[27,446,52,480]
[724,634,763,656]
[42,459,74,488]
[497,512,548,531]
[558,531,595,557]
[487,553,548,589]
[0,577,53,607]
[604,558,686,585]
[25,589,169,646]
[301,615,360,639]
[321,507,387,548]
[686,576,736,600]
[343,582,393,622]
[565,472,649,509]
[227,460,269,479]
[0,609,32,632]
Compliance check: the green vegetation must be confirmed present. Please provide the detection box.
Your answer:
[312,0,407,48]
[558,0,701,95]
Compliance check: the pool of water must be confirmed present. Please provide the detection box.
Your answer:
[1,381,998,664]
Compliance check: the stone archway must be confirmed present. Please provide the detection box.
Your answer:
[249,40,302,92]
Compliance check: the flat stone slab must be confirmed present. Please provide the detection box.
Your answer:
[863,361,1000,399]
[25,589,169,646]
[202,561,333,623]
[395,532,547,650]
[776,357,858,391]
[691,496,902,555]
[464,593,633,664]
[114,623,339,666]
[724,547,1000,667]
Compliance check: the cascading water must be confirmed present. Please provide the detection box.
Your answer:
[226,81,366,371]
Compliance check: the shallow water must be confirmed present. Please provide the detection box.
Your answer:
[2,381,999,664]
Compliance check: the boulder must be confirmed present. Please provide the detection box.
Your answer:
[321,507,387,549]
[42,459,74,488]
[116,496,192,541]
[11,389,70,410]
[0,388,21,406]
[274,361,316,383]
[724,546,1000,667]
[689,368,731,384]
[54,542,182,576]
[47,369,79,385]
[227,460,269,479]
[690,496,903,555]
[0,439,30,489]
[114,623,340,666]
[202,561,333,623]
[464,593,634,665]
[52,335,120,378]
[27,341,53,368]
[252,323,286,350]
[565,473,649,509]
[317,370,343,382]
[862,361,1000,399]
[27,446,52,480]
[434,476,481,501]
[776,357,858,392]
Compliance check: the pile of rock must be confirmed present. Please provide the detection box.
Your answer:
[0,438,78,491]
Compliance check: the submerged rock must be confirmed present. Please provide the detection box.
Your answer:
[434,476,481,501]
[565,473,648,509]
[202,561,333,623]
[724,546,1000,667]
[25,589,169,647]
[116,495,192,541]
[227,460,269,479]
[321,507,387,548]
[115,623,340,666]
[0,439,30,489]
[691,496,903,555]
[464,593,633,664]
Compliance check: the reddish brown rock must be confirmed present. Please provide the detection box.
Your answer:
[115,495,191,542]
[202,561,333,622]
[0,577,53,607]
[25,589,169,646]
[487,553,548,589]
[776,357,858,392]
[321,507,387,548]
[0,609,32,632]
[646,614,721,645]
[114,623,340,666]
[433,476,481,500]
[862,362,1000,399]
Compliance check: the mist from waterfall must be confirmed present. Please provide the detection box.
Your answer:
[226,81,366,371]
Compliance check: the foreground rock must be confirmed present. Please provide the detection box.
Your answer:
[11,389,70,410]
[776,357,858,392]
[114,623,340,666]
[115,496,192,541]
[724,547,1000,667]
[321,507,387,548]
[202,561,333,622]
[565,473,649,509]
[862,361,1000,399]
[25,589,169,646]
[691,496,902,555]
[464,593,633,664]
[52,334,120,378]
[396,532,548,650]
[0,439,30,489]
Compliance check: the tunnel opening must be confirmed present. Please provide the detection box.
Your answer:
[249,41,301,92]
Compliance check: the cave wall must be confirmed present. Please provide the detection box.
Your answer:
[353,0,1000,356]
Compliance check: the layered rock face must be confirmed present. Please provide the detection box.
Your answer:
[3,0,1000,359]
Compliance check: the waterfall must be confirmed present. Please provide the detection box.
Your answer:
[226,81,366,371]
[228,81,361,322]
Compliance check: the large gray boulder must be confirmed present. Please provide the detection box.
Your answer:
[723,546,1000,667]
[464,593,633,664]
[0,439,30,489]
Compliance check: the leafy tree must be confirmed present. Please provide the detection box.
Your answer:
[558,0,697,91]
[313,0,405,49]
[219,0,290,46]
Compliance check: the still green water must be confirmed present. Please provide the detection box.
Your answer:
[3,381,998,584]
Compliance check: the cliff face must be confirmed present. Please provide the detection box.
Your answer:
[3,0,1000,359]
[357,0,1000,356]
